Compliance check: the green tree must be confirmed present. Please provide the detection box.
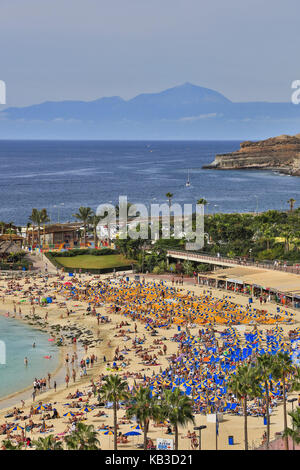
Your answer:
[228,364,262,450]
[33,435,64,450]
[89,213,102,248]
[291,366,300,391]
[73,207,94,246]
[29,208,50,246]
[166,192,174,209]
[256,354,277,449]
[287,198,296,212]
[161,388,194,450]
[126,387,159,450]
[273,352,295,450]
[1,439,24,450]
[182,260,194,276]
[197,198,207,206]
[99,375,129,450]
[64,422,100,450]
[283,407,300,447]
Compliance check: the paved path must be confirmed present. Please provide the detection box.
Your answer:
[26,252,57,274]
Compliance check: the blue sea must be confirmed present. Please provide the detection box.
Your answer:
[0,316,59,399]
[0,140,299,225]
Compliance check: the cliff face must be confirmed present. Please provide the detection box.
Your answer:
[203,134,300,175]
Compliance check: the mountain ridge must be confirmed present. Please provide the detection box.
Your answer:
[1,83,300,139]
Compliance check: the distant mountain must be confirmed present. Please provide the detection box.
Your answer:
[1,82,300,139]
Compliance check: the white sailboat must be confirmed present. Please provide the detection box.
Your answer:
[186,169,191,187]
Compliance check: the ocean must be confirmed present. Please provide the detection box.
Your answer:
[0,315,59,399]
[0,139,299,225]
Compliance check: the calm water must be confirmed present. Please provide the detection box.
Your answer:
[0,316,59,399]
[0,140,299,225]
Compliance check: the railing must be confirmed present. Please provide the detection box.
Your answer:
[166,249,300,275]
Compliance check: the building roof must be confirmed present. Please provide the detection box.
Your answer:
[201,266,300,296]
[0,233,24,241]
[29,223,81,234]
[0,241,23,254]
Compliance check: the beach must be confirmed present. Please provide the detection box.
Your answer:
[0,268,299,450]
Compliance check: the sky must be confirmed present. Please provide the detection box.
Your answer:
[0,0,299,107]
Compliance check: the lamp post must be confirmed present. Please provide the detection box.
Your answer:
[194,425,206,450]
[287,397,297,450]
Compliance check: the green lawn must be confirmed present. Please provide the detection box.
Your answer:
[55,254,133,269]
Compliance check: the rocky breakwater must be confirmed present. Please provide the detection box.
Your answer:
[203,134,300,176]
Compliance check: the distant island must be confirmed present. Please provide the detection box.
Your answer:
[2,83,300,139]
[203,134,300,176]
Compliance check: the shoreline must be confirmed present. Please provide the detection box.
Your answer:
[0,272,298,449]
[0,274,113,416]
[0,310,65,408]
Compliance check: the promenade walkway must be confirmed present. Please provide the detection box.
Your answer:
[167,249,300,275]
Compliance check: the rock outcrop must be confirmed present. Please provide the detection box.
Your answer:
[203,134,300,176]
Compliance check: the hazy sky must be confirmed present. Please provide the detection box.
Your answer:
[1,0,299,106]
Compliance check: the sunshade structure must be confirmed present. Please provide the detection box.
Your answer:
[11,425,24,431]
[57,278,300,420]
[58,279,292,328]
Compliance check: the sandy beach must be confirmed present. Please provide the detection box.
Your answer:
[0,268,299,450]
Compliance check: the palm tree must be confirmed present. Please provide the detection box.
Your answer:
[280,225,293,253]
[283,407,300,447]
[197,198,207,206]
[26,222,32,246]
[1,439,24,450]
[126,387,159,450]
[261,224,278,251]
[256,354,276,449]
[228,364,261,450]
[166,192,174,209]
[161,388,194,450]
[89,213,102,248]
[291,366,300,391]
[32,435,63,450]
[64,422,100,450]
[287,198,296,212]
[29,208,50,246]
[273,352,295,450]
[72,207,94,246]
[99,375,129,450]
[0,221,6,235]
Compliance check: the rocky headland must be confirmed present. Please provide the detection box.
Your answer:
[203,134,300,176]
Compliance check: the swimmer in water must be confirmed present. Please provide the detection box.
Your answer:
[24,357,28,367]
[32,342,36,348]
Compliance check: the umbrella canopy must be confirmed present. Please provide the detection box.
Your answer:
[130,424,141,430]
[81,406,93,412]
[34,405,47,411]
[124,431,141,436]
[63,412,74,417]
[11,425,24,431]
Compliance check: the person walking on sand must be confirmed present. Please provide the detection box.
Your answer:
[72,369,76,383]
[65,374,70,388]
[54,381,57,392]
